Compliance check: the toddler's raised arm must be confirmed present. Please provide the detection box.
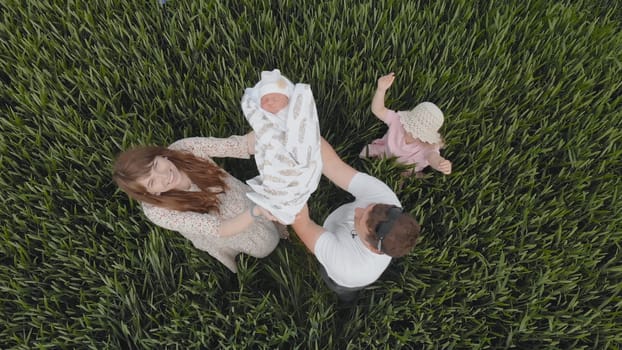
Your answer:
[371,72,395,122]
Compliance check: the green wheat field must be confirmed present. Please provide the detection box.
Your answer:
[1,0,621,349]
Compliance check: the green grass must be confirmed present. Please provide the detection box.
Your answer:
[1,0,621,348]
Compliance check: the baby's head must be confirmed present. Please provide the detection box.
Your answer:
[398,102,444,144]
[257,69,294,114]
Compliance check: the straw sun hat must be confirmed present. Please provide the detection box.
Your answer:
[397,102,444,144]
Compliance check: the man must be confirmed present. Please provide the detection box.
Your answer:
[292,139,420,302]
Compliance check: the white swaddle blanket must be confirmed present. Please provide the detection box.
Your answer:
[241,74,322,224]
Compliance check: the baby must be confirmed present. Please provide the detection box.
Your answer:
[360,73,452,176]
[241,69,322,224]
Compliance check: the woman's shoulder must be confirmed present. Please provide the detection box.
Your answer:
[141,201,169,218]
[141,199,207,224]
[141,201,180,224]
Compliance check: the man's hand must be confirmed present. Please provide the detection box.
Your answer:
[294,203,310,224]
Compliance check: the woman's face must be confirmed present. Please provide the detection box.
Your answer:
[136,156,188,195]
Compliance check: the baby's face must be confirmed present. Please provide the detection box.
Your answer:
[260,93,289,114]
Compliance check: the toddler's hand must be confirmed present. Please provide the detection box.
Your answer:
[377,73,395,91]
[438,159,452,175]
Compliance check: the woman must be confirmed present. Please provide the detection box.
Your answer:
[112,133,283,273]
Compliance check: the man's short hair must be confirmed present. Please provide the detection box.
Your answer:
[366,204,420,257]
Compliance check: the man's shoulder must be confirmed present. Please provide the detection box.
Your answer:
[350,173,400,206]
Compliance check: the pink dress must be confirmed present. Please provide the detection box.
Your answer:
[360,110,440,172]
[141,135,280,273]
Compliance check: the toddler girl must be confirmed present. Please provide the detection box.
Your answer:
[360,73,452,175]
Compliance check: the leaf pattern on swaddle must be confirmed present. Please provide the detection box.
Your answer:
[304,160,319,188]
[293,94,303,121]
[264,188,289,196]
[263,174,288,184]
[275,133,286,144]
[257,123,273,136]
[275,153,297,167]
[278,169,302,176]
[306,145,312,165]
[264,142,274,152]
[282,197,303,206]
[298,120,306,145]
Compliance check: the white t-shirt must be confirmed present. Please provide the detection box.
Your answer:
[314,172,401,288]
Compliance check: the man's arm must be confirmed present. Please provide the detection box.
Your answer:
[291,204,326,253]
[320,138,358,191]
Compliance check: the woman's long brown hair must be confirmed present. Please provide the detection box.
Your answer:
[112,146,229,213]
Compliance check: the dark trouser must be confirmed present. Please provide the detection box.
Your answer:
[319,264,365,302]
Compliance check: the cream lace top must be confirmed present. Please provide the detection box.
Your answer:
[141,135,280,273]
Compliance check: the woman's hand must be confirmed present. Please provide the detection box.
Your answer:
[218,204,280,237]
[252,205,279,222]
